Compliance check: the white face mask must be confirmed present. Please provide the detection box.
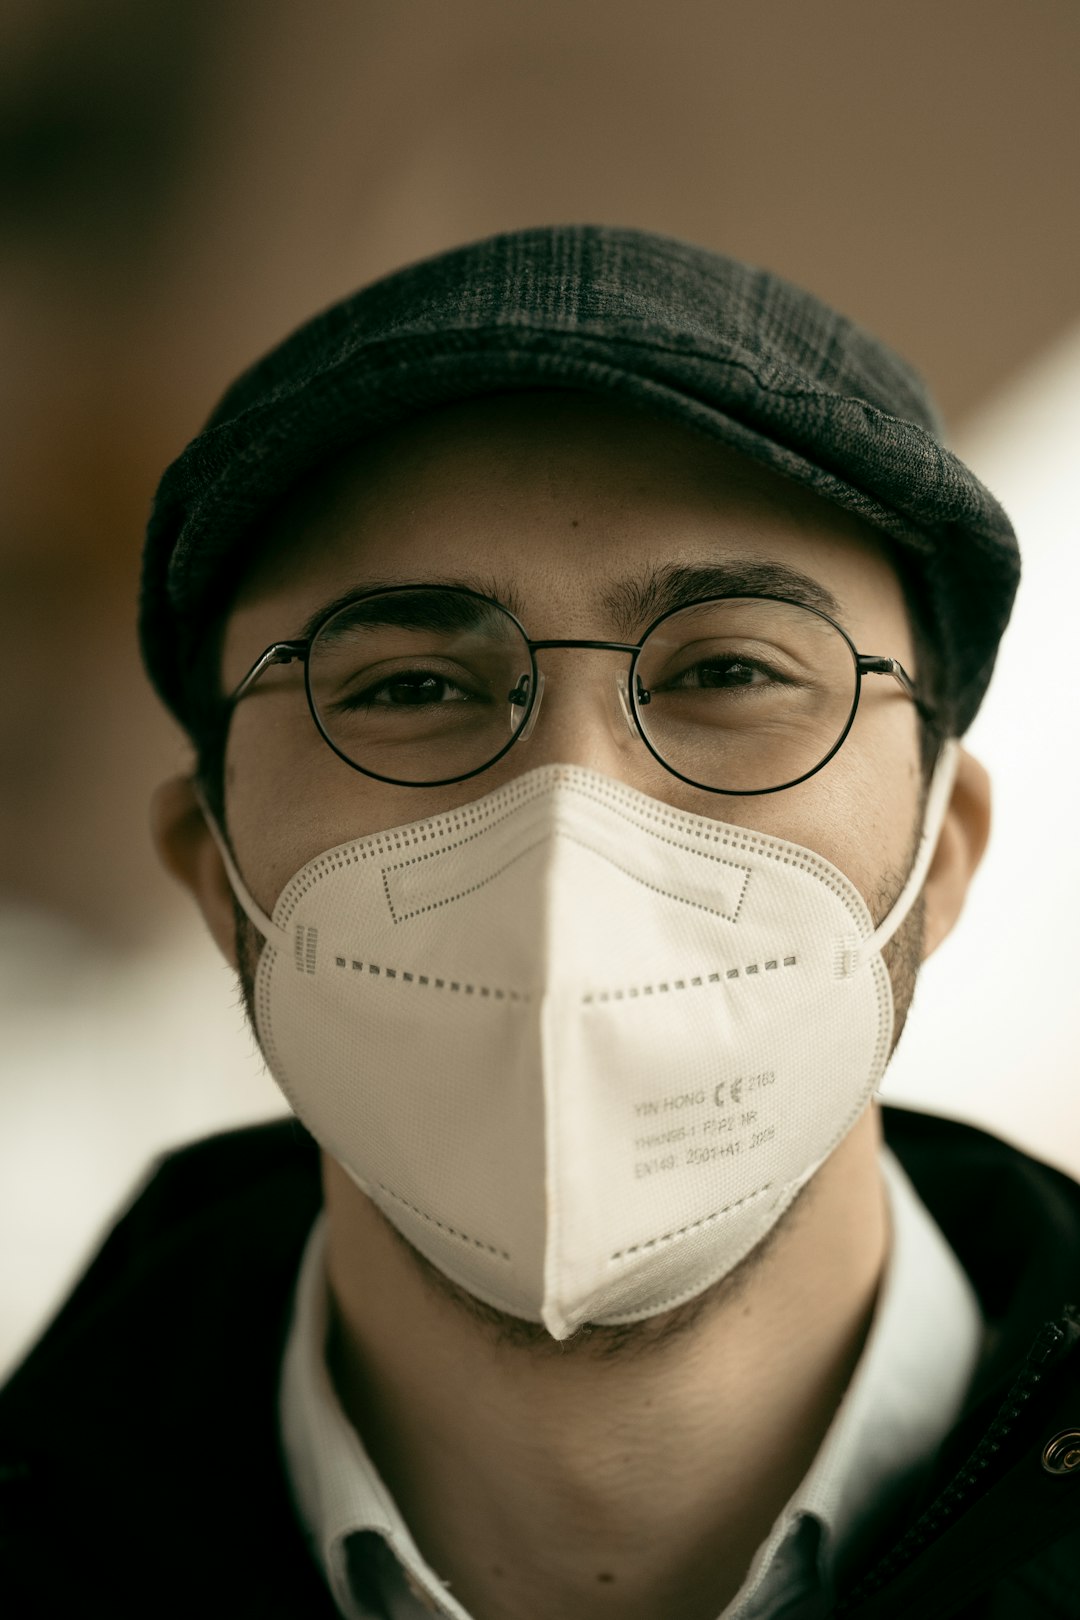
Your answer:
[208,746,957,1341]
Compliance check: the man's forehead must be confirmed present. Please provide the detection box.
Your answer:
[238,392,897,615]
[265,390,854,519]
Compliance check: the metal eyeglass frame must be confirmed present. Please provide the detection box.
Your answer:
[226,583,934,796]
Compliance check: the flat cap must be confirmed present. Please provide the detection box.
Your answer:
[140,224,1019,735]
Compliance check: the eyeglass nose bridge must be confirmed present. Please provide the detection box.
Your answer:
[508,662,642,747]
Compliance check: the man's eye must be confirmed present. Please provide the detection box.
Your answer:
[669,658,781,690]
[348,670,477,707]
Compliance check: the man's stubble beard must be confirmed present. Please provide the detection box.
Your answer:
[231,866,925,1361]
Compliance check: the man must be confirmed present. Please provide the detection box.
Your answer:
[1,227,1077,1619]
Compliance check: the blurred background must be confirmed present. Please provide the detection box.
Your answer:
[2,0,1078,1377]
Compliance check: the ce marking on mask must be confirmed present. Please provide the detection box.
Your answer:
[632,1073,779,1180]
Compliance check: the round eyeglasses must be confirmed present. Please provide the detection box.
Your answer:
[226,584,932,795]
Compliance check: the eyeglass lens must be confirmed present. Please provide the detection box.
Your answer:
[305,588,859,791]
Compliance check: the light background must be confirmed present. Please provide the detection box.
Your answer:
[2,0,1078,1378]
[883,324,1080,1157]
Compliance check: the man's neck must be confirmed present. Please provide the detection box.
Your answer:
[323,1108,888,1620]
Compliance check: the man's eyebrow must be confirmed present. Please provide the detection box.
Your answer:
[290,577,528,644]
[600,562,842,637]
[289,563,841,645]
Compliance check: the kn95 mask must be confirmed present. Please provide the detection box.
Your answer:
[206,748,957,1340]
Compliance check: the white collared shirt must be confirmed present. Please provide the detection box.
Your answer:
[279,1146,984,1619]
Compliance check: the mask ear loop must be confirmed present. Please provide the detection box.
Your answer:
[191,782,290,949]
[842,738,961,976]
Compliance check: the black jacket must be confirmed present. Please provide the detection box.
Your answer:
[1,1109,1078,1618]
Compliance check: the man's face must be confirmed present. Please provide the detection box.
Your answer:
[217,392,925,949]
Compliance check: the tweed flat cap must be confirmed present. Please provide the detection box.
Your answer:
[140,224,1019,734]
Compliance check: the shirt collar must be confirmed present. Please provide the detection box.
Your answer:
[280,1143,984,1620]
[279,1214,469,1618]
[728,1145,984,1616]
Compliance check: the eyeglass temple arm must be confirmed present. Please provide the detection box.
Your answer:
[857,655,936,723]
[228,640,308,707]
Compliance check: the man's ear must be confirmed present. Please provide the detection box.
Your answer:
[921,747,991,961]
[151,776,239,968]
